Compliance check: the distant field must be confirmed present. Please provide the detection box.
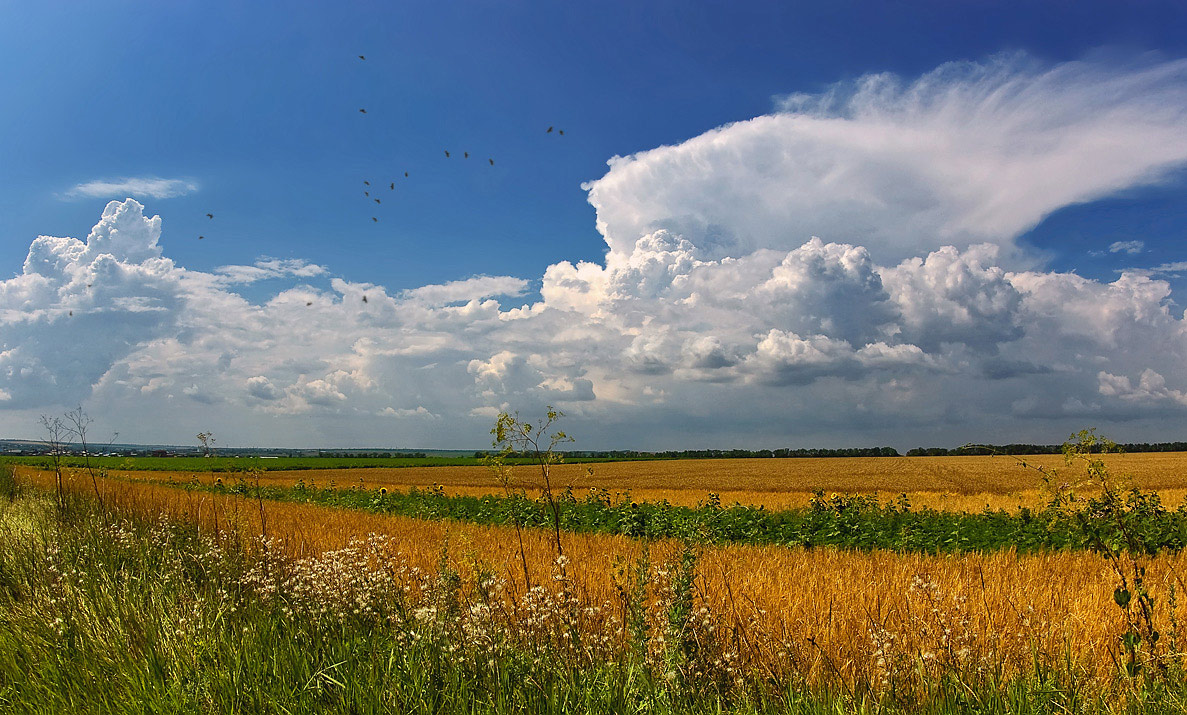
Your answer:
[30,450,1187,512]
[0,454,638,472]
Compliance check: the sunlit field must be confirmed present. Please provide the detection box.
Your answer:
[6,451,1187,713]
[40,450,1187,513]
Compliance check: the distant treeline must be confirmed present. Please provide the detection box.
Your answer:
[477,447,903,460]
[905,441,1187,457]
[317,452,428,459]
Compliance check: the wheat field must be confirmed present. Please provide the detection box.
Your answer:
[20,465,1187,689]
[68,450,1187,512]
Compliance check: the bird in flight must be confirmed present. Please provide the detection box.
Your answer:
[364,181,370,186]
[359,108,367,114]
[69,311,73,317]
[558,129,564,135]
[206,213,213,219]
[372,217,378,222]
[444,150,450,158]
[464,151,469,159]
[489,158,494,166]
[364,191,370,197]
[306,301,313,306]
[198,235,205,240]
[389,182,394,190]
[86,283,92,288]
[362,295,368,303]
[404,171,409,177]
[374,198,381,204]
[358,55,365,60]
[546,126,553,133]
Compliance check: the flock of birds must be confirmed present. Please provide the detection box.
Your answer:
[189,53,566,308]
[354,55,563,226]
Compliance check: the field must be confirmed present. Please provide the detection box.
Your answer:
[6,448,1187,712]
[59,450,1187,512]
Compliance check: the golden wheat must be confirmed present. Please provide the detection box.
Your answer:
[79,451,1187,512]
[20,465,1187,689]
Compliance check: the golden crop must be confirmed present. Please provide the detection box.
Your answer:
[82,451,1187,512]
[20,465,1187,689]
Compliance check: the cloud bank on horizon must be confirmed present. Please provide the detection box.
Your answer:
[3,55,1187,448]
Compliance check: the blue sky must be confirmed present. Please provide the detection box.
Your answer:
[5,1,1186,290]
[2,1,1187,448]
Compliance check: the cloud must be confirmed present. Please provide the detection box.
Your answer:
[1139,261,1187,277]
[65,177,198,200]
[584,54,1187,265]
[4,54,1187,448]
[1108,240,1145,255]
[245,376,283,401]
[379,405,439,419]
[0,200,182,407]
[214,258,327,285]
[1098,369,1187,406]
[402,275,529,305]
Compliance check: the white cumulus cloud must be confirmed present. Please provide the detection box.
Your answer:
[584,54,1187,266]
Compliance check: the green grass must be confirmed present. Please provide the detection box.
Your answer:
[3,485,1185,713]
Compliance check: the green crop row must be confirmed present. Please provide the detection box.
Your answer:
[182,478,1187,555]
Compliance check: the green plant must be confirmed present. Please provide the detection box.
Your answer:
[490,406,574,563]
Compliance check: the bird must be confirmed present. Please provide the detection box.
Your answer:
[69,310,73,317]
[546,126,553,133]
[389,182,394,190]
[306,301,313,306]
[364,191,370,197]
[86,283,92,288]
[464,152,469,159]
[558,129,564,135]
[374,198,381,204]
[404,171,409,177]
[359,108,367,114]
[206,213,213,219]
[358,55,365,60]
[364,181,370,186]
[489,158,494,166]
[372,217,378,222]
[198,235,205,240]
[362,295,368,303]
[444,150,450,157]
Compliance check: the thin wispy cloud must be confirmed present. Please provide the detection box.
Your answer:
[65,177,198,200]
[1109,240,1145,255]
[1141,261,1187,275]
[213,258,327,286]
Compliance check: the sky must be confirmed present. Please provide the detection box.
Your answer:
[3,1,1187,449]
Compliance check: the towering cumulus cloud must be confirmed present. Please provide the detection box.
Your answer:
[3,55,1187,447]
[587,54,1187,264]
